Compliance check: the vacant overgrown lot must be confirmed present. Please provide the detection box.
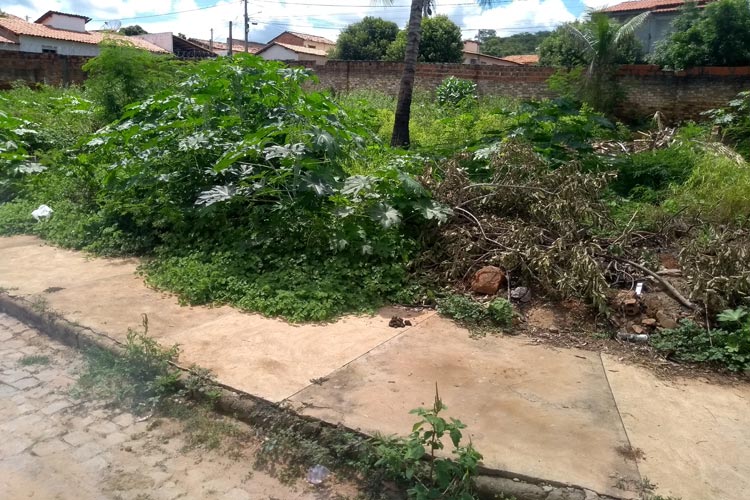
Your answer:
[1,48,749,372]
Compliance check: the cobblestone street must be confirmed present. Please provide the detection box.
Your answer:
[0,313,348,500]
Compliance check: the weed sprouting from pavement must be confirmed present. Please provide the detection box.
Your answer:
[18,354,50,366]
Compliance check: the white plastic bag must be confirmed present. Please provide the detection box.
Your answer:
[31,204,53,222]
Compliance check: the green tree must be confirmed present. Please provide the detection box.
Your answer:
[83,41,179,122]
[118,25,148,36]
[475,28,497,45]
[384,15,464,63]
[388,1,495,147]
[334,16,399,60]
[565,12,649,112]
[539,22,589,68]
[481,31,551,57]
[650,0,750,69]
[539,18,642,69]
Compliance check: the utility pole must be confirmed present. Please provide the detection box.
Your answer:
[228,21,233,56]
[209,28,213,53]
[244,0,249,52]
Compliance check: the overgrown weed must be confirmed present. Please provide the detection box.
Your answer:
[18,354,51,366]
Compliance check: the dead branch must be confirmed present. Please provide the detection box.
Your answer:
[604,255,698,310]
[462,183,557,196]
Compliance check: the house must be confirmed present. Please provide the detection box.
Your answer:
[462,40,521,66]
[601,0,714,53]
[502,54,539,65]
[135,33,216,59]
[255,42,328,65]
[188,38,231,56]
[0,11,166,56]
[227,39,266,53]
[266,31,335,53]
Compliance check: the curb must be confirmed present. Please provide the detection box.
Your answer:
[0,291,620,500]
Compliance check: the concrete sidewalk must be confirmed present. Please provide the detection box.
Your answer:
[1,235,749,499]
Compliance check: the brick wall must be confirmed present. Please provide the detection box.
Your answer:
[308,61,750,122]
[272,33,304,46]
[0,52,88,88]
[312,61,557,101]
[616,65,750,121]
[1,51,748,122]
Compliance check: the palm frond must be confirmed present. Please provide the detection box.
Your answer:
[565,24,596,56]
[614,11,649,45]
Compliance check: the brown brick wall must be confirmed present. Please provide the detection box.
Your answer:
[308,61,750,122]
[616,65,750,121]
[271,33,303,46]
[2,51,748,122]
[0,51,88,88]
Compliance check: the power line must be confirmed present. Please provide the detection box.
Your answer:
[90,0,571,22]
[252,18,561,31]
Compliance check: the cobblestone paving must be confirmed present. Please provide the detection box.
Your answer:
[0,313,349,500]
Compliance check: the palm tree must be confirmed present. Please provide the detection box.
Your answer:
[566,11,649,112]
[390,0,495,147]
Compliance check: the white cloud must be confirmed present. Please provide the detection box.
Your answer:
[441,0,576,38]
[580,0,618,11]
[2,0,578,44]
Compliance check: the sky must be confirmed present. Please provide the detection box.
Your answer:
[2,0,618,44]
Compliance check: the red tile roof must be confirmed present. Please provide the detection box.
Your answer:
[503,54,540,65]
[601,0,711,13]
[188,38,228,51]
[258,42,328,57]
[274,31,335,46]
[35,11,91,23]
[0,14,168,52]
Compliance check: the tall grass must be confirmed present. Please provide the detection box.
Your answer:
[666,149,750,223]
[336,90,518,152]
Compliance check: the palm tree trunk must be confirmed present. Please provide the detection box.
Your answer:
[390,0,425,147]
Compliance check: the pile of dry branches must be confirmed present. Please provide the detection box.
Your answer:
[418,141,691,314]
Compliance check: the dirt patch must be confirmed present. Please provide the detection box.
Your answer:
[510,293,746,385]
[616,444,646,461]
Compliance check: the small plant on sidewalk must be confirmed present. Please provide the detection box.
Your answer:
[74,314,181,412]
[373,385,483,499]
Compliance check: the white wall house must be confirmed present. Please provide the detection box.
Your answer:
[0,10,166,56]
[255,42,328,65]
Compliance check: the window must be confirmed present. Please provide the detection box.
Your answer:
[41,45,58,54]
[308,44,316,49]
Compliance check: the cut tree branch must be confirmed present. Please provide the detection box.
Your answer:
[603,255,697,310]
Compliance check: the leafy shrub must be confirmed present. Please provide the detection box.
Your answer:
[703,90,750,158]
[142,251,411,322]
[612,145,698,202]
[491,98,617,166]
[4,56,451,321]
[373,388,482,499]
[83,40,181,122]
[0,110,44,202]
[438,294,488,324]
[651,307,750,372]
[436,77,477,107]
[488,298,513,327]
[438,293,512,327]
